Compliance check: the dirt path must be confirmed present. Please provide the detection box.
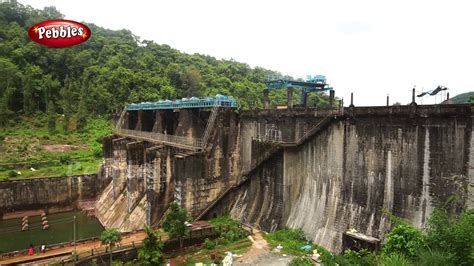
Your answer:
[0,231,146,265]
[235,230,270,264]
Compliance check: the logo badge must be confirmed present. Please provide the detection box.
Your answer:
[28,19,91,47]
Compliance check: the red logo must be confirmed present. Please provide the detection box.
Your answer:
[28,19,91,47]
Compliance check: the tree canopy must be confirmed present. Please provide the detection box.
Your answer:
[161,202,189,249]
[0,1,333,124]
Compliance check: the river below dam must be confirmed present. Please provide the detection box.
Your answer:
[0,210,104,253]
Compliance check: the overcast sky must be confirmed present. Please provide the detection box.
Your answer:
[20,0,474,106]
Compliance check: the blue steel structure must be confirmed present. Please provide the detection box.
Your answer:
[127,94,238,111]
[265,75,333,106]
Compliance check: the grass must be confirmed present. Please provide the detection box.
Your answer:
[0,113,112,180]
[173,238,252,266]
[264,227,315,256]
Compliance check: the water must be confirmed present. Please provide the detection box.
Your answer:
[0,210,104,253]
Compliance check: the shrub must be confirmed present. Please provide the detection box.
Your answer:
[416,250,454,266]
[209,215,247,244]
[315,246,339,266]
[59,154,72,165]
[7,170,18,178]
[16,145,27,152]
[382,222,424,259]
[265,228,313,256]
[289,256,313,266]
[342,249,378,266]
[381,253,411,266]
[92,144,103,158]
[425,208,474,266]
[203,238,216,250]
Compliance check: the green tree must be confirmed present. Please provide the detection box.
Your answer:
[162,202,190,249]
[100,228,122,264]
[382,222,425,259]
[76,96,87,131]
[425,208,474,266]
[181,67,202,97]
[59,76,74,133]
[47,100,56,133]
[138,226,164,265]
[0,97,12,126]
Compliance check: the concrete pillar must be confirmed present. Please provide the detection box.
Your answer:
[123,112,129,130]
[263,89,270,109]
[135,110,143,131]
[301,91,308,108]
[349,92,354,107]
[329,90,335,107]
[386,94,390,106]
[412,88,416,104]
[287,88,294,109]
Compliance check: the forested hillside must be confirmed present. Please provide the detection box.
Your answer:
[0,1,330,128]
[450,92,474,104]
[0,2,331,179]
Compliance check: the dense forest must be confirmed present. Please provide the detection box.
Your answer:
[0,1,330,127]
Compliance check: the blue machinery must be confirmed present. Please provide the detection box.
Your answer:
[127,94,238,111]
[264,75,334,107]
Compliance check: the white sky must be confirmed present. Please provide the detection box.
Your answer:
[19,0,474,106]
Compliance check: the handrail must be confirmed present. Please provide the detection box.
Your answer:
[114,128,203,150]
[255,112,338,145]
[194,114,338,221]
[194,143,281,221]
[201,105,219,148]
[114,104,222,151]
[115,106,128,130]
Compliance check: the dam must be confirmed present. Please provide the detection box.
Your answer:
[96,92,474,253]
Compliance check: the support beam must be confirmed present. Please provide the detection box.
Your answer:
[135,110,143,131]
[263,89,270,109]
[349,92,355,107]
[287,88,294,109]
[329,90,335,107]
[301,91,308,108]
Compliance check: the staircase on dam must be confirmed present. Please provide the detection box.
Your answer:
[194,114,339,221]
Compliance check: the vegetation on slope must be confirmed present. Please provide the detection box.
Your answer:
[0,1,331,125]
[0,2,332,179]
[269,203,474,266]
[449,92,474,103]
[0,114,111,180]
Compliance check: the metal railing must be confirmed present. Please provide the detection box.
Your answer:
[254,113,338,145]
[201,105,219,148]
[114,128,203,150]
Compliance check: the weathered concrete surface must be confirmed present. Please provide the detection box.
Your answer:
[208,151,285,232]
[0,174,107,216]
[282,116,472,252]
[96,137,150,231]
[98,109,242,230]
[172,110,242,217]
[210,104,473,253]
[104,104,473,252]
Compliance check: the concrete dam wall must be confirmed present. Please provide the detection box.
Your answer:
[208,105,473,252]
[0,174,108,218]
[103,104,473,252]
[97,109,241,231]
